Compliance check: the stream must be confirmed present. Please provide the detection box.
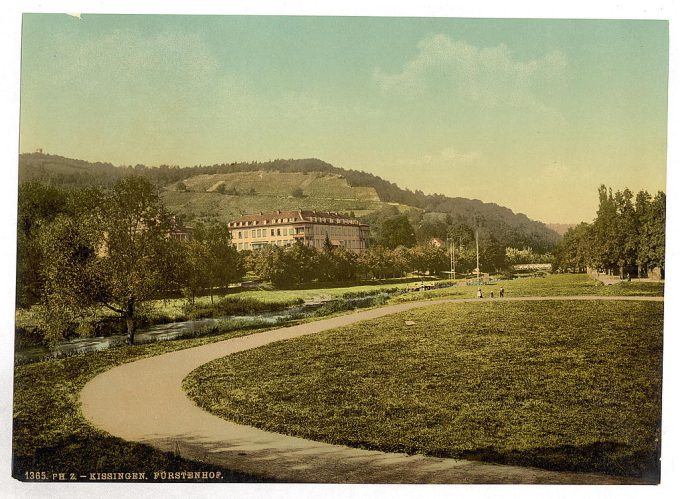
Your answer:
[15,283,468,364]
[14,305,316,364]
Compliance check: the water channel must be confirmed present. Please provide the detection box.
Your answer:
[15,282,473,364]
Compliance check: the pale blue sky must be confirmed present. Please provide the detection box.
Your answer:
[19,14,668,223]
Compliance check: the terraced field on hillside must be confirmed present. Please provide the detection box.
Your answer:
[161,171,405,222]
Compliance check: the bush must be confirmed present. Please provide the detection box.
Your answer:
[183,296,304,319]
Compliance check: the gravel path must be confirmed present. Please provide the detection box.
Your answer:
[80,295,662,484]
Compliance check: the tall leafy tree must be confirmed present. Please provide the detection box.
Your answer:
[376,214,417,249]
[552,223,593,273]
[190,221,243,302]
[37,176,180,344]
[16,182,70,307]
[639,191,666,275]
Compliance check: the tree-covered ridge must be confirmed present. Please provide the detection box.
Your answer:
[553,185,665,278]
[19,153,560,252]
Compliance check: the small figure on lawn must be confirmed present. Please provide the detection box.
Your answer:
[490,291,494,298]
[477,288,483,299]
[500,287,505,298]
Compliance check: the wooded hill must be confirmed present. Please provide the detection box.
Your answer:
[18,153,561,251]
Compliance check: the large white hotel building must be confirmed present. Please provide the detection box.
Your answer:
[227,210,370,253]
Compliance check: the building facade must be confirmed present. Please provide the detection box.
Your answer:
[227,210,369,253]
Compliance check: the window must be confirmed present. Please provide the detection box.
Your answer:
[277,228,281,236]
[251,230,256,238]
[238,231,242,239]
[271,229,275,236]
[257,229,262,237]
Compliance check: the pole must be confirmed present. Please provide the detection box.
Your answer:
[448,238,453,280]
[476,228,480,284]
[452,239,456,280]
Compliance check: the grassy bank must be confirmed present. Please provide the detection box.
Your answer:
[17,274,661,343]
[391,273,664,302]
[184,300,663,480]
[12,323,282,482]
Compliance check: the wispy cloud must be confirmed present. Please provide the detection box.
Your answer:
[374,34,567,110]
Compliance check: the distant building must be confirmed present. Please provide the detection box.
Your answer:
[227,210,369,253]
[169,222,193,242]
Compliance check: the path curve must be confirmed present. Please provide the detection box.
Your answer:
[81,296,662,484]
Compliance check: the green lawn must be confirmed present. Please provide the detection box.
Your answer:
[391,273,664,302]
[184,300,663,479]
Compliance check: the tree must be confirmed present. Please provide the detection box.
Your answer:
[319,245,358,282]
[613,188,638,277]
[283,242,319,286]
[16,182,70,307]
[248,245,287,285]
[408,244,448,276]
[638,191,665,276]
[190,221,244,302]
[291,187,304,198]
[591,185,620,273]
[37,176,180,345]
[358,245,393,279]
[376,214,417,249]
[479,235,507,273]
[552,223,593,273]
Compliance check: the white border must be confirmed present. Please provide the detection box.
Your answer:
[1,2,677,499]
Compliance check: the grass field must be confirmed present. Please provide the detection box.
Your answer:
[391,273,664,302]
[184,299,663,479]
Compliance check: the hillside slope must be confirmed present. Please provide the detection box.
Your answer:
[162,171,391,222]
[17,153,560,250]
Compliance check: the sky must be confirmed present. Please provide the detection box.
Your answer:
[18,14,668,224]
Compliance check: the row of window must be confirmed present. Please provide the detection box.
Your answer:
[236,227,303,239]
[230,217,360,228]
[235,240,295,250]
[231,217,298,227]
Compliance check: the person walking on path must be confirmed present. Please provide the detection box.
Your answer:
[500,287,505,298]
[477,288,483,299]
[490,291,494,298]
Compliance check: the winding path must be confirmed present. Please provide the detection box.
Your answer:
[80,296,662,484]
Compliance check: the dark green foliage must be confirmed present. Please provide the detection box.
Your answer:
[553,186,665,276]
[186,300,663,479]
[29,176,185,344]
[180,220,244,303]
[16,183,72,307]
[291,186,304,198]
[376,214,417,249]
[183,296,303,319]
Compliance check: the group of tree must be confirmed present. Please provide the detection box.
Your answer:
[552,185,665,277]
[505,247,553,266]
[245,234,507,287]
[17,177,243,345]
